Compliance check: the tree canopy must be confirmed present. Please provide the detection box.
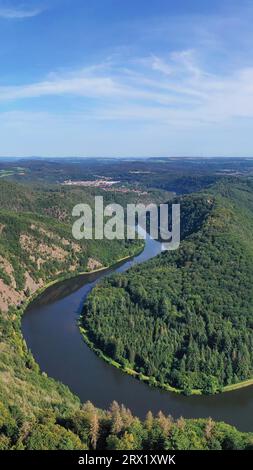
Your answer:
[83,179,253,393]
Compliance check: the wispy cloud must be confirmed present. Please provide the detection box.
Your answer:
[0,60,204,106]
[1,50,253,128]
[0,6,43,19]
[1,1,253,156]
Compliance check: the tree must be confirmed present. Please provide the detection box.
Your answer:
[89,412,99,450]
[157,411,172,436]
[205,418,215,440]
[145,411,154,432]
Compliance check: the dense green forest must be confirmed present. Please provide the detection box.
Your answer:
[1,289,252,451]
[83,178,253,394]
[1,391,253,450]
[0,180,154,312]
[1,175,253,450]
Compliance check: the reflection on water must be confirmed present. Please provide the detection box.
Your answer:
[23,234,253,432]
[32,259,130,308]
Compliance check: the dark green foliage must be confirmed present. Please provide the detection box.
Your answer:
[0,180,145,296]
[83,179,253,392]
[1,173,253,449]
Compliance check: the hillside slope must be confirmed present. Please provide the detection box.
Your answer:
[0,180,147,311]
[83,178,253,394]
[1,177,253,450]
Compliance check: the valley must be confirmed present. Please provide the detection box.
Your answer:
[1,157,253,450]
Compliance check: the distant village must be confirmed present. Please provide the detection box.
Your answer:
[62,178,148,195]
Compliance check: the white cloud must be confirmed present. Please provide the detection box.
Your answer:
[0,64,203,106]
[151,56,173,76]
[2,3,253,156]
[0,7,43,19]
[0,76,120,100]
[1,49,253,131]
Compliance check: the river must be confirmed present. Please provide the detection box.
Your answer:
[22,233,253,432]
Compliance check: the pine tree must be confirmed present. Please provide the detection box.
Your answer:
[205,417,215,440]
[145,411,154,432]
[177,416,186,431]
[110,401,123,434]
[89,412,99,450]
[157,411,172,436]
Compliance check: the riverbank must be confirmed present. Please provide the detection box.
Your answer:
[21,230,253,432]
[21,234,253,401]
[79,326,253,397]
[223,378,253,392]
[79,326,201,396]
[19,242,145,318]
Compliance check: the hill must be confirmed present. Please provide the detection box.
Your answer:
[1,176,253,450]
[82,178,253,394]
[0,180,153,311]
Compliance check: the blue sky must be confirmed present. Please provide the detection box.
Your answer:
[1,0,253,157]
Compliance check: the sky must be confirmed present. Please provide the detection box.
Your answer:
[1,0,253,157]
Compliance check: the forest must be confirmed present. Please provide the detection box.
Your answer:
[83,178,253,394]
[1,156,253,192]
[0,179,154,311]
[1,397,253,450]
[0,297,252,452]
[1,173,253,450]
[1,290,252,450]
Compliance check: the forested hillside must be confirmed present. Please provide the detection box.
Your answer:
[83,178,253,394]
[1,252,252,452]
[1,176,253,450]
[0,180,148,311]
[1,389,253,450]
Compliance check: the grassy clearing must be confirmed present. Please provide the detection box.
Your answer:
[0,168,25,178]
[224,378,253,392]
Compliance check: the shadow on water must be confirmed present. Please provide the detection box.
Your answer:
[23,234,253,432]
